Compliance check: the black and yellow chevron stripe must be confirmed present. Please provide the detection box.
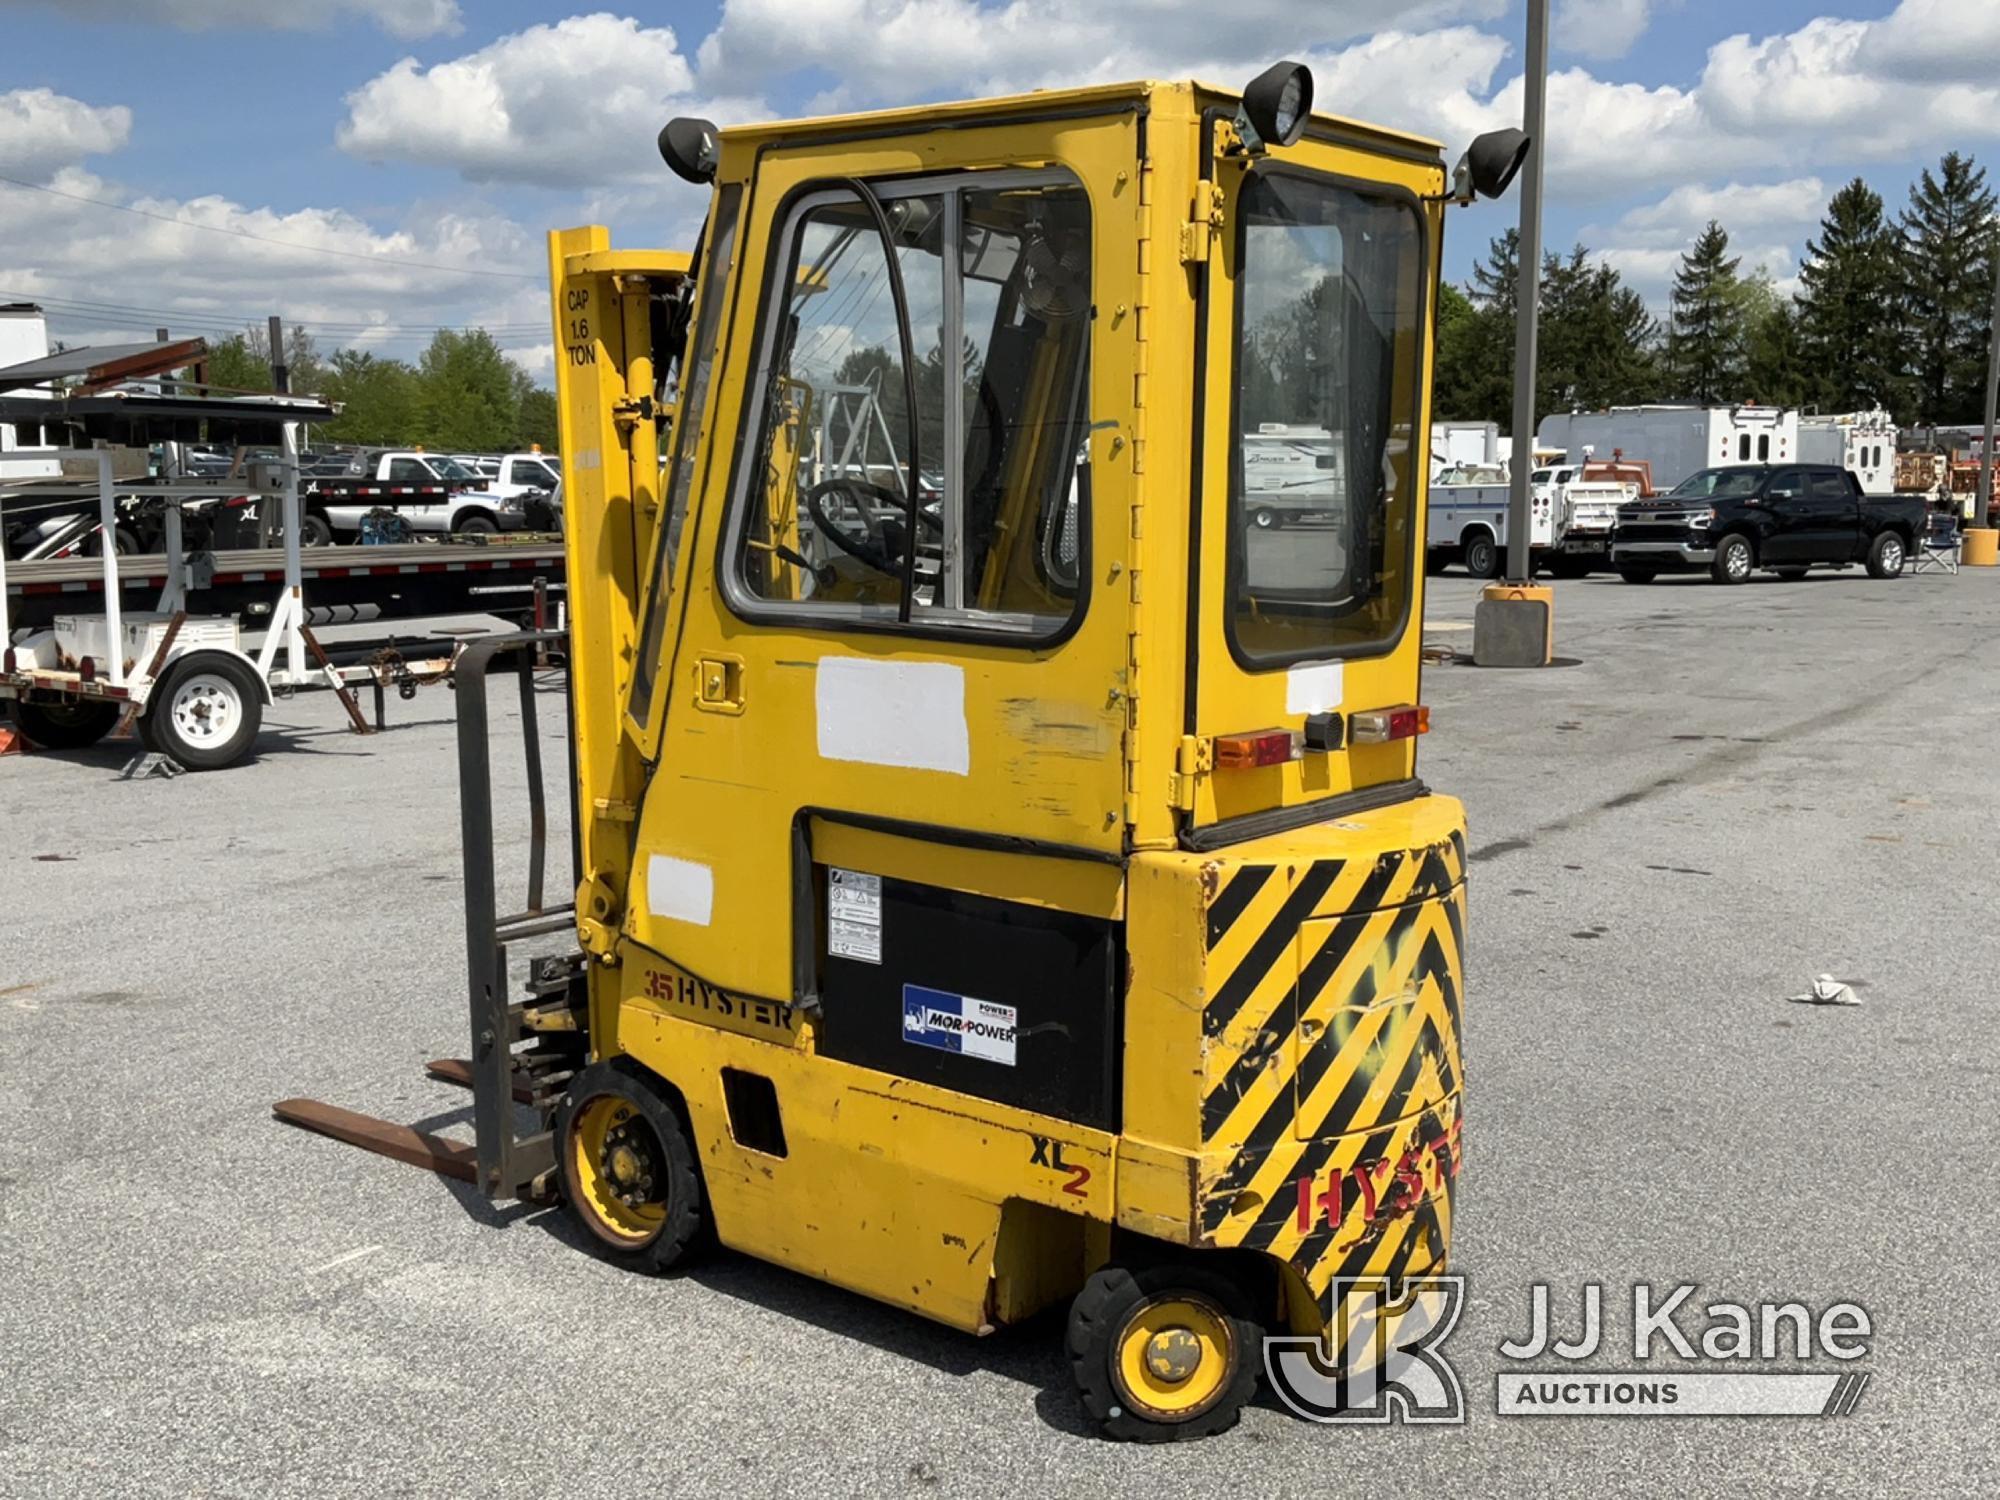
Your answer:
[1196,833,1465,1300]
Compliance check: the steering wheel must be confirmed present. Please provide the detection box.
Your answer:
[803,476,941,579]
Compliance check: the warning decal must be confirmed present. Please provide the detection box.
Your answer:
[828,867,882,964]
[901,984,1018,1066]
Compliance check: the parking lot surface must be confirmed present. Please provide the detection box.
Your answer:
[3,568,1997,1496]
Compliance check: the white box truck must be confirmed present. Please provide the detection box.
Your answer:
[1798,410,1896,495]
[0,304,61,484]
[1536,405,1799,492]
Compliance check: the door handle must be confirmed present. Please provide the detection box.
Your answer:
[694,654,745,714]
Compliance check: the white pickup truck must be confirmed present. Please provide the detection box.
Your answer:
[301,451,537,543]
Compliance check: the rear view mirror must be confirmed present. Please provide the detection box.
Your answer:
[1450,128,1531,205]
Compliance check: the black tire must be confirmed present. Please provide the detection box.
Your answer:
[1461,531,1500,579]
[1546,554,1591,579]
[1250,508,1280,531]
[299,511,335,548]
[1067,1262,1263,1443]
[83,524,141,557]
[1773,566,1809,581]
[141,653,264,770]
[11,697,120,749]
[1709,532,1754,584]
[454,512,499,536]
[556,1058,705,1273]
[1866,530,1906,579]
[1616,565,1658,584]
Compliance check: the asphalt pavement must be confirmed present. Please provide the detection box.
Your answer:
[2,564,1997,1496]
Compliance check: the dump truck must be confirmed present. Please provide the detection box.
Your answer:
[280,62,1529,1440]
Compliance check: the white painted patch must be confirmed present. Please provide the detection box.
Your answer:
[1286,660,1345,715]
[305,1245,382,1276]
[816,658,970,775]
[646,854,714,926]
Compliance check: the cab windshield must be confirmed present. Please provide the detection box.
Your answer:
[1229,171,1424,665]
[1671,467,1767,499]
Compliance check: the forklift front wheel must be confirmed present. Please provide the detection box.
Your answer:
[557,1061,704,1271]
[1067,1263,1262,1443]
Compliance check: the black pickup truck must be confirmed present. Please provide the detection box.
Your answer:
[1611,464,1929,584]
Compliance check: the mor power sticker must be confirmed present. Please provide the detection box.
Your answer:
[901,984,1017,1066]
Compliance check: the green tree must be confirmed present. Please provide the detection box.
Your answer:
[1793,178,1907,415]
[1665,221,1747,403]
[318,349,420,446]
[1900,151,1998,423]
[1743,287,1812,409]
[1539,244,1658,417]
[517,384,560,452]
[1433,232,1520,427]
[414,329,520,452]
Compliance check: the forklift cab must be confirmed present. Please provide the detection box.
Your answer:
[520,66,1520,1440]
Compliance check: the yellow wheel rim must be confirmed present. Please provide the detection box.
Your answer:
[568,1093,668,1245]
[1113,1294,1236,1421]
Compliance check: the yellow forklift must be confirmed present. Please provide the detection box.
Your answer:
[280,62,1527,1440]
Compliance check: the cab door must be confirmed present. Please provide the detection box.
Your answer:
[618,114,1142,1021]
[1759,466,1809,562]
[1185,132,1446,840]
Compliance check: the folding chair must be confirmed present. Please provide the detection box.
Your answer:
[1910,510,1959,576]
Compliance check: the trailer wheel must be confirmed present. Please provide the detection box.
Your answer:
[11,698,121,749]
[1067,1263,1262,1443]
[557,1060,705,1272]
[143,655,264,770]
[1251,507,1280,531]
[1461,530,1500,579]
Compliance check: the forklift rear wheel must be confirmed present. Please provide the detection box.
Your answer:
[1067,1263,1262,1442]
[557,1061,704,1271]
[11,698,121,749]
[143,655,264,770]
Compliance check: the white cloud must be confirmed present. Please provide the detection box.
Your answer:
[0,168,548,374]
[1591,177,1826,304]
[0,0,461,38]
[696,0,1508,101]
[1555,0,1657,62]
[0,88,131,180]
[1873,0,2000,83]
[338,13,760,187]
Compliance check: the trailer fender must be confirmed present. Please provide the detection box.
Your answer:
[132,645,275,711]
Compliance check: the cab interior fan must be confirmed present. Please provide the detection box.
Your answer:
[1019,225,1088,320]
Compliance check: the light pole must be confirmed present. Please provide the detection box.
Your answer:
[1504,0,1550,583]
[1978,234,2000,534]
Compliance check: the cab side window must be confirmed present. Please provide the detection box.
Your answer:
[727,171,1093,640]
[1809,470,1850,500]
[387,457,427,482]
[1767,467,1804,497]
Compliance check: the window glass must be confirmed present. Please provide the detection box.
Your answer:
[1809,470,1849,499]
[730,174,1092,637]
[1672,467,1766,498]
[1758,434,1771,461]
[1738,434,1751,461]
[1768,467,1803,496]
[1229,171,1422,664]
[387,457,427,482]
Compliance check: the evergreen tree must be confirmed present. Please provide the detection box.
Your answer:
[1665,221,1746,403]
[1793,179,1906,416]
[1900,151,1998,423]
[1538,245,1658,418]
[1743,292,1812,409]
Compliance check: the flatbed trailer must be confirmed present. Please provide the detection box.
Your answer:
[3,537,566,633]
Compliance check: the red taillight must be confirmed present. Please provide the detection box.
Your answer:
[2,647,15,673]
[79,656,96,682]
[1349,704,1430,744]
[1215,728,1301,769]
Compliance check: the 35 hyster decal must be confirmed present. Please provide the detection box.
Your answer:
[1030,1135,1092,1197]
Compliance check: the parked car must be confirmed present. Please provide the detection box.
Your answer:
[1610,464,1928,584]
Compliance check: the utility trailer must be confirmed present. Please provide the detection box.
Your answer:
[0,389,555,770]
[1798,410,1896,495]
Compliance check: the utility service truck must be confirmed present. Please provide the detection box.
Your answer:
[280,63,1532,1441]
[1538,404,1799,492]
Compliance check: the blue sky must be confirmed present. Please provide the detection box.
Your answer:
[2,1,1997,380]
